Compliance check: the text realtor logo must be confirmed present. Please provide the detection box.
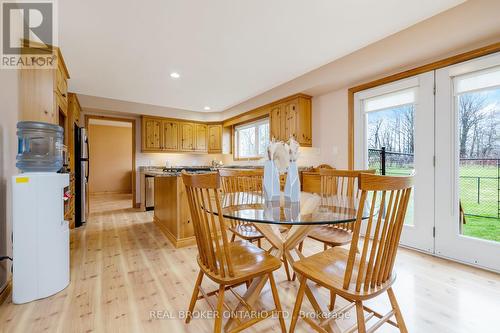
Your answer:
[1,1,57,69]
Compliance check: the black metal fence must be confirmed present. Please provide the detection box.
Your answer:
[368,148,500,219]
[368,148,414,176]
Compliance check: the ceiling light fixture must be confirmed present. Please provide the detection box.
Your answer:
[204,106,211,111]
[170,72,180,79]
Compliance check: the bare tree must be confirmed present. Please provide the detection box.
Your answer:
[458,93,486,158]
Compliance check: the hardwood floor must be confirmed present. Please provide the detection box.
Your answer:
[1,193,499,332]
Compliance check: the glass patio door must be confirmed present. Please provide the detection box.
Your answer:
[435,53,500,272]
[354,72,435,252]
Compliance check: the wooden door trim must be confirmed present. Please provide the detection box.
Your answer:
[348,41,500,169]
[85,115,137,207]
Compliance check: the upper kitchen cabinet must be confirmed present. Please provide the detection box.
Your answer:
[208,124,222,153]
[142,116,162,151]
[20,47,70,124]
[195,124,208,152]
[162,120,179,151]
[270,104,282,142]
[269,94,312,146]
[180,122,195,151]
[141,116,223,153]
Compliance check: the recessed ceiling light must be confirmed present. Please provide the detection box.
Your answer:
[170,72,180,79]
[204,106,211,111]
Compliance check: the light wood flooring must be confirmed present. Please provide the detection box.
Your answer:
[0,193,499,333]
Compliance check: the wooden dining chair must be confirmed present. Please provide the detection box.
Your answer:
[219,168,293,281]
[182,171,286,333]
[295,169,377,305]
[289,173,413,333]
[219,169,265,247]
[304,169,377,250]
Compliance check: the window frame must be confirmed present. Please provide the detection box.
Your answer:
[233,117,270,160]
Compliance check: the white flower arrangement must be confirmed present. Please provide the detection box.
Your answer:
[267,139,290,174]
[288,138,300,162]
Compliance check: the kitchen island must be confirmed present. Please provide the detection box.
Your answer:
[153,174,195,248]
[148,164,326,248]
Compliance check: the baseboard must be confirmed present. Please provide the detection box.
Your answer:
[153,216,196,248]
[0,278,12,305]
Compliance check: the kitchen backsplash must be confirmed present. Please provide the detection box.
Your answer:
[137,152,225,168]
[137,147,324,168]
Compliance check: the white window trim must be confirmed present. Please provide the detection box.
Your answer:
[234,118,269,159]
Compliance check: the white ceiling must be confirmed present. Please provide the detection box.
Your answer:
[59,0,464,113]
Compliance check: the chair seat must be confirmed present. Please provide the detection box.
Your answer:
[199,240,281,284]
[307,225,353,246]
[229,223,264,240]
[293,247,395,300]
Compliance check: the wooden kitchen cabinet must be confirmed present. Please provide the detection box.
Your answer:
[142,117,162,151]
[208,124,222,153]
[270,104,282,142]
[20,47,70,125]
[162,120,179,151]
[141,116,223,153]
[181,122,195,151]
[269,94,312,146]
[195,124,208,151]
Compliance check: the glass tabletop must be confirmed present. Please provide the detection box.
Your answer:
[217,191,372,225]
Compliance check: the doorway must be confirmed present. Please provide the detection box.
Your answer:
[354,72,435,253]
[86,116,136,209]
[435,52,500,272]
[354,52,500,272]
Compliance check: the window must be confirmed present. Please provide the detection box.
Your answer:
[234,118,270,159]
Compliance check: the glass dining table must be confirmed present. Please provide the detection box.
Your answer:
[214,191,371,331]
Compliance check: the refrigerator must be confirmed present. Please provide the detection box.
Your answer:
[75,126,89,227]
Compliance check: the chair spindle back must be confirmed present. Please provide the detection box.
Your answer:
[343,173,413,293]
[219,169,263,193]
[182,171,235,279]
[320,169,376,230]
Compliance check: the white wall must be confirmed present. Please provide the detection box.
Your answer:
[311,89,349,169]
[0,70,19,293]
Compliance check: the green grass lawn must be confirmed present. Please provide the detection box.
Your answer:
[369,164,500,242]
[462,216,500,242]
[459,165,500,242]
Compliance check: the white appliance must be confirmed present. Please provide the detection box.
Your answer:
[12,173,70,304]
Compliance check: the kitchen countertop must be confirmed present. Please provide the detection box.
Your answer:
[140,165,314,177]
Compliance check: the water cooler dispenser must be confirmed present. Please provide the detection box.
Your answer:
[12,173,70,304]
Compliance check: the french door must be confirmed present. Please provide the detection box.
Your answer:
[354,53,500,272]
[354,72,435,252]
[435,53,500,272]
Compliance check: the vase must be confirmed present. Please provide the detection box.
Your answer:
[284,161,300,203]
[263,160,280,201]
